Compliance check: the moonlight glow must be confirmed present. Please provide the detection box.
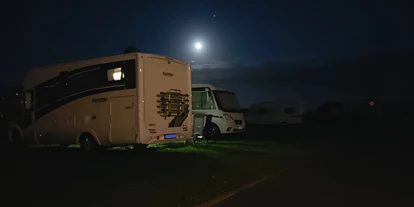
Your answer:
[195,42,202,50]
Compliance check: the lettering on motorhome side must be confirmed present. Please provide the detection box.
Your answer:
[163,72,174,77]
[92,98,108,103]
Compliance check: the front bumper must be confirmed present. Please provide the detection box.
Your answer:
[221,123,246,134]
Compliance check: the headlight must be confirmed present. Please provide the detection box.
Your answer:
[223,113,233,121]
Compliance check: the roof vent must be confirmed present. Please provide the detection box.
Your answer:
[123,46,140,54]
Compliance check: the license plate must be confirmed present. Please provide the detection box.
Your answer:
[165,134,177,139]
[237,126,244,130]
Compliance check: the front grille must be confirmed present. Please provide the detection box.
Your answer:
[234,120,242,125]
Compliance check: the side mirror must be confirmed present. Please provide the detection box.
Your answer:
[24,92,32,110]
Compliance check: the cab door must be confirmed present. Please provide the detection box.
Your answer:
[22,90,37,144]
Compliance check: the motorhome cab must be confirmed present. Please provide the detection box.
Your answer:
[191,84,245,137]
[7,52,192,151]
[245,102,303,126]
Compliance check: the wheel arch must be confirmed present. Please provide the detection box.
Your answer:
[203,122,221,137]
[7,122,24,143]
[77,129,101,145]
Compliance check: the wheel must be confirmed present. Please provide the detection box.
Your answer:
[79,133,100,153]
[7,124,25,150]
[132,144,148,151]
[132,144,156,153]
[203,123,221,141]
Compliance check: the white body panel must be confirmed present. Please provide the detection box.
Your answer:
[191,84,245,134]
[20,53,192,146]
[139,55,192,144]
[245,102,303,125]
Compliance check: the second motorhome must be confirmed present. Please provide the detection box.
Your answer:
[6,52,192,151]
[191,84,245,138]
[244,102,303,126]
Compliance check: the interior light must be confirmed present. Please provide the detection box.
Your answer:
[113,72,122,81]
[112,68,122,81]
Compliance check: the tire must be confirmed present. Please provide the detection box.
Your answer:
[79,133,100,153]
[203,123,221,141]
[7,124,25,150]
[132,144,149,152]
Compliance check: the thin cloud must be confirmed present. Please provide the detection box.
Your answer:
[191,60,245,69]
[192,55,414,108]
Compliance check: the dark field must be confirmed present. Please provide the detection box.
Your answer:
[5,124,414,207]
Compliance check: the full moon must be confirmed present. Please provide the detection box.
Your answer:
[195,42,202,50]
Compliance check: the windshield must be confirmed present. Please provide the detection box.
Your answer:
[213,90,241,113]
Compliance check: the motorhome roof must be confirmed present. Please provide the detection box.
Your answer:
[191,83,232,92]
[22,53,188,89]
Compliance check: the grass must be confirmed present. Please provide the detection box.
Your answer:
[14,140,299,207]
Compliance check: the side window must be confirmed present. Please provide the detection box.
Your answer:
[35,84,59,108]
[66,68,106,96]
[192,91,216,110]
[122,60,136,89]
[67,67,120,95]
[105,59,135,89]
[34,60,136,106]
[107,67,124,81]
[192,92,202,109]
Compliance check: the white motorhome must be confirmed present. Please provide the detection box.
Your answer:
[191,84,245,138]
[7,52,192,151]
[245,102,303,126]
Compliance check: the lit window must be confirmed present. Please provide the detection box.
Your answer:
[107,68,124,81]
[113,68,122,81]
[24,91,32,109]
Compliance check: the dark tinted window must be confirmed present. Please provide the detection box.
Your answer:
[60,60,136,98]
[34,59,136,108]
[123,60,136,89]
[213,91,241,112]
[35,83,60,108]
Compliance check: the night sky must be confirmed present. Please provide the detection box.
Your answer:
[2,0,413,108]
